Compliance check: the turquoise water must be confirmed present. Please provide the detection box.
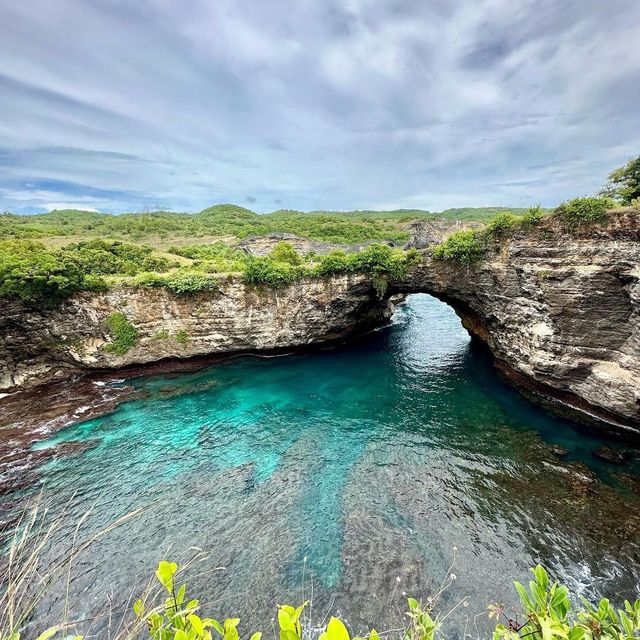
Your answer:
[23,295,640,635]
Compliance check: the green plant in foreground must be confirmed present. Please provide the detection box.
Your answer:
[134,560,263,640]
[489,565,640,640]
[103,312,138,355]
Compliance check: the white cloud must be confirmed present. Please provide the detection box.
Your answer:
[0,0,639,213]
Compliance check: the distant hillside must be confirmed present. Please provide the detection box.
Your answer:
[0,203,531,245]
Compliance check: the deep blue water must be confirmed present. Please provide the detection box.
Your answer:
[21,295,640,636]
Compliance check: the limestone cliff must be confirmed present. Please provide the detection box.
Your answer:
[1,209,639,437]
[0,274,392,391]
[395,208,640,435]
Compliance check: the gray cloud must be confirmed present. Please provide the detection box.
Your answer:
[0,0,639,213]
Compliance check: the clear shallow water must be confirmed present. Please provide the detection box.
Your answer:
[19,295,640,636]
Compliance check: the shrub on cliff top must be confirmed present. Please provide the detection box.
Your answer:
[431,230,485,266]
[520,204,544,227]
[134,270,220,295]
[0,239,88,305]
[163,272,220,295]
[314,244,419,279]
[553,196,611,228]
[242,256,306,286]
[269,241,303,265]
[486,211,519,238]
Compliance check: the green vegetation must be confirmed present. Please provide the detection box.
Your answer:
[242,256,305,287]
[168,241,248,273]
[432,230,486,265]
[552,196,612,228]
[241,243,419,288]
[269,240,304,265]
[600,155,640,205]
[520,204,544,227]
[103,312,138,355]
[2,170,632,304]
[0,240,100,305]
[431,194,619,266]
[135,271,221,296]
[9,561,640,640]
[0,205,536,246]
[175,329,189,345]
[486,211,520,237]
[0,204,416,245]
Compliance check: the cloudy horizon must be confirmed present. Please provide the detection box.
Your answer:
[1,0,639,214]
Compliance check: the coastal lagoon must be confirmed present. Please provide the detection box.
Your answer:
[13,295,640,636]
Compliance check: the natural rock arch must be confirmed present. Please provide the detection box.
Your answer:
[1,209,639,438]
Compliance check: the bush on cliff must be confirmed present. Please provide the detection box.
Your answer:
[269,241,304,265]
[0,240,93,305]
[520,204,544,227]
[103,312,138,355]
[314,244,419,279]
[134,270,220,295]
[553,196,611,228]
[486,211,519,238]
[431,230,485,266]
[242,256,306,286]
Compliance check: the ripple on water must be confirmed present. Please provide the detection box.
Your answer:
[7,294,640,637]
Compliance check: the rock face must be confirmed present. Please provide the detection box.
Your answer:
[1,208,639,437]
[402,218,484,249]
[395,208,640,435]
[0,274,393,390]
[238,232,396,256]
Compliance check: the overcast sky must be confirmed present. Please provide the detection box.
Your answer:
[1,0,639,214]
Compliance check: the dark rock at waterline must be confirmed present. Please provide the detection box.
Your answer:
[548,444,569,458]
[616,472,640,495]
[592,447,631,465]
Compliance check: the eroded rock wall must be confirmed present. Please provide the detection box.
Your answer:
[0,274,392,391]
[396,209,640,432]
[2,209,639,436]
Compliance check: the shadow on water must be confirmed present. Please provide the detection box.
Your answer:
[7,294,640,637]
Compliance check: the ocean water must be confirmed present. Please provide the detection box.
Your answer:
[17,295,640,636]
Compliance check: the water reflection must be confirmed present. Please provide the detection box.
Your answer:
[14,294,640,637]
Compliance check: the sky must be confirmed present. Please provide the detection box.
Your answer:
[1,0,639,214]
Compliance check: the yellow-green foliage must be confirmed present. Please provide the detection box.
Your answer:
[432,230,485,265]
[6,561,640,640]
[132,562,640,640]
[268,241,303,265]
[0,240,95,305]
[134,271,220,295]
[553,197,611,228]
[103,312,138,355]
